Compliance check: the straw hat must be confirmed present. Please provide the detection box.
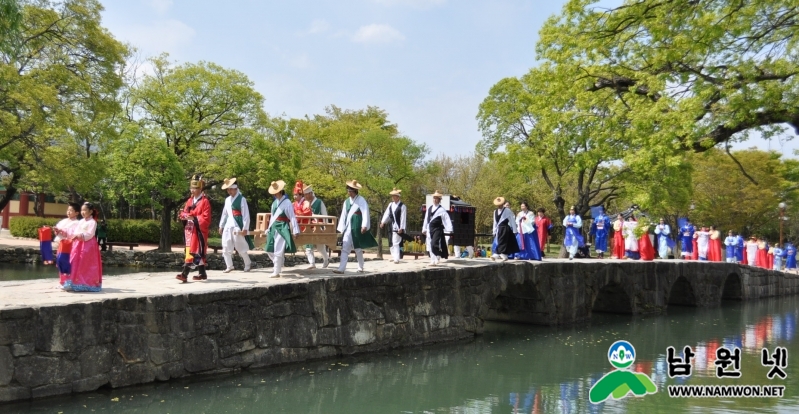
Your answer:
[389,187,402,196]
[268,180,286,195]
[493,196,506,206]
[221,177,237,190]
[302,183,313,194]
[432,190,444,198]
[346,179,363,190]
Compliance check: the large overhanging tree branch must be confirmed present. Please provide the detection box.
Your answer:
[537,0,799,182]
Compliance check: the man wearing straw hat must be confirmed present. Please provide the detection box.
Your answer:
[218,177,253,273]
[492,196,520,261]
[176,174,211,283]
[380,187,407,264]
[302,182,330,269]
[422,190,453,266]
[265,180,300,277]
[334,179,378,274]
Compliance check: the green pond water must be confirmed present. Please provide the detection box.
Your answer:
[4,295,799,413]
[0,263,165,281]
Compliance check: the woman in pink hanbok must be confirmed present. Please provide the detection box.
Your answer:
[57,202,103,292]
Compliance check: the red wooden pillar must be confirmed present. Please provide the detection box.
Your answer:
[1,198,9,229]
[19,192,29,216]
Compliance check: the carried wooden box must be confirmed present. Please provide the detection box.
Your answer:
[244,213,338,247]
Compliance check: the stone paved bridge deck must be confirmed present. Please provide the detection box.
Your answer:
[1,258,797,403]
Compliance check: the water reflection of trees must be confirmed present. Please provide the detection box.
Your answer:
[6,297,799,414]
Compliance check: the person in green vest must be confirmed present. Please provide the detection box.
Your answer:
[333,179,378,274]
[265,180,300,278]
[302,183,330,269]
[218,177,253,273]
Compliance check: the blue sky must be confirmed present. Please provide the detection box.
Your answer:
[100,0,797,159]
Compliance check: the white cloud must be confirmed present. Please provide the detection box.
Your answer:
[145,0,173,15]
[307,19,330,34]
[352,24,405,44]
[371,0,446,8]
[114,19,195,57]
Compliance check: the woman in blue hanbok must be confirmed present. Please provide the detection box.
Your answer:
[785,244,797,271]
[774,244,785,271]
[514,202,542,261]
[563,206,585,260]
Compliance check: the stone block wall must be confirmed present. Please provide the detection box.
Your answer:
[0,267,487,402]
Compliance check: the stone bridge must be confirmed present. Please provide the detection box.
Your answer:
[482,261,799,325]
[0,260,797,403]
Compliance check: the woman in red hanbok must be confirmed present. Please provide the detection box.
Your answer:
[612,214,625,259]
[708,226,723,262]
[638,224,656,261]
[756,239,770,269]
[691,232,699,260]
[57,202,102,292]
[767,247,775,270]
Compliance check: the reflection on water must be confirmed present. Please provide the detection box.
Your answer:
[6,297,799,413]
[0,263,164,281]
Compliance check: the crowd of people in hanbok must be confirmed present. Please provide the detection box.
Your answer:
[36,175,798,293]
[483,202,798,273]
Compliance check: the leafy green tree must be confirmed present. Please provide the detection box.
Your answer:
[0,0,127,213]
[129,55,268,251]
[107,128,185,224]
[688,149,799,242]
[203,115,303,223]
[0,0,21,52]
[477,66,631,222]
[538,0,799,166]
[294,106,429,258]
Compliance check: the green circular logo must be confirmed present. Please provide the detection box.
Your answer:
[608,340,636,369]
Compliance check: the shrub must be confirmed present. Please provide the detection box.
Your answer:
[8,217,59,238]
[10,216,184,244]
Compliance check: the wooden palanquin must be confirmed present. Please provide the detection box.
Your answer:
[241,213,338,247]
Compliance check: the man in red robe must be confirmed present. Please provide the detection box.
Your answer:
[176,174,211,283]
[535,208,552,257]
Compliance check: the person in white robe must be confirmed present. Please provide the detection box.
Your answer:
[654,218,671,259]
[623,217,639,259]
[218,178,252,273]
[334,180,378,274]
[493,197,520,261]
[422,191,454,266]
[695,226,710,260]
[380,188,407,264]
[745,236,759,266]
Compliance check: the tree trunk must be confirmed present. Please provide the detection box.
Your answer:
[0,185,16,219]
[159,200,175,252]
